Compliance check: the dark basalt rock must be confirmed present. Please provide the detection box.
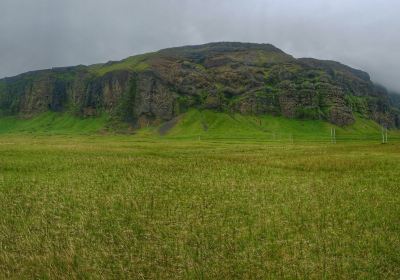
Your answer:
[0,42,399,128]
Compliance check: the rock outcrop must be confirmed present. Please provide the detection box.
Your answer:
[0,42,399,128]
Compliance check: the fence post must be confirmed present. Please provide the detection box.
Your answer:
[385,128,388,143]
[331,128,336,144]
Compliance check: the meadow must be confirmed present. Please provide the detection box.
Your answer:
[0,112,399,279]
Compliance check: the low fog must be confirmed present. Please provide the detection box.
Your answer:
[1,0,399,92]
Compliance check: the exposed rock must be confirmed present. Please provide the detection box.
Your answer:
[0,42,399,128]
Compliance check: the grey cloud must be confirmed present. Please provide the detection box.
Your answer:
[1,0,399,92]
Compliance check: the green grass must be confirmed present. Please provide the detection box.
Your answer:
[0,135,399,279]
[164,109,399,142]
[89,53,152,76]
[1,110,399,143]
[0,112,109,135]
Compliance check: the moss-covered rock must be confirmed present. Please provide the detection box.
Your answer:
[0,42,399,128]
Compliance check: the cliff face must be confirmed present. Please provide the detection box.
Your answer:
[0,42,399,128]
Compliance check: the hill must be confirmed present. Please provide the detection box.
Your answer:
[0,42,399,133]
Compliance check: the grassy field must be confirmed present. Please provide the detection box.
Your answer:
[0,134,399,279]
[0,112,399,278]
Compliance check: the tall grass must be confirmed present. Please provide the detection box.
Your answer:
[0,135,399,278]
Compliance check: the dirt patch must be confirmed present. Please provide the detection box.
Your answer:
[158,116,180,135]
[201,120,209,131]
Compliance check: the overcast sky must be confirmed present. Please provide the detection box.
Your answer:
[1,0,399,92]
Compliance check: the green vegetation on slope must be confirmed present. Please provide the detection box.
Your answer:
[0,112,109,134]
[0,109,399,142]
[0,136,399,278]
[88,53,152,76]
[163,109,399,141]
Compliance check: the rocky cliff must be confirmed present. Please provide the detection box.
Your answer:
[0,42,399,128]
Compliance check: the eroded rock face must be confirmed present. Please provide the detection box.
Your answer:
[134,72,177,124]
[0,42,399,128]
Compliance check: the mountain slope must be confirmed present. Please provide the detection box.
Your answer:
[2,109,400,142]
[160,109,393,141]
[0,42,399,130]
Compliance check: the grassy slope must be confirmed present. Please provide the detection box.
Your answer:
[0,136,399,278]
[0,112,109,135]
[165,109,398,141]
[0,109,398,141]
[88,53,153,76]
